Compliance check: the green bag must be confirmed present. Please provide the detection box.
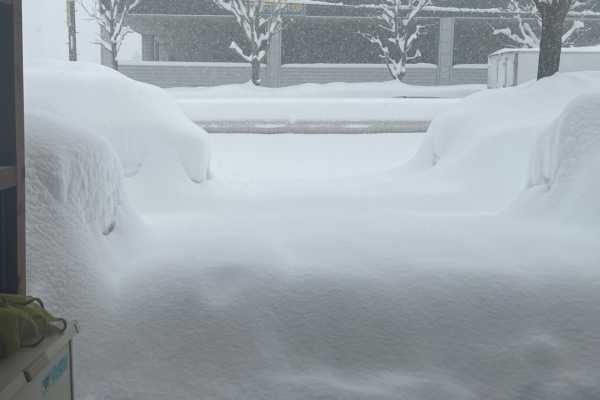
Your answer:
[0,294,67,359]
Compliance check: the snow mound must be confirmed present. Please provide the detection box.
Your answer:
[408,72,600,220]
[25,61,211,186]
[26,112,124,236]
[26,110,147,397]
[519,93,600,224]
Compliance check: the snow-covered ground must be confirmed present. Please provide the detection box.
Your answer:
[25,63,600,400]
[210,133,422,180]
[169,80,483,130]
[175,98,457,124]
[168,80,484,99]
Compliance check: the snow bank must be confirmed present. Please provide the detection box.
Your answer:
[409,72,600,222]
[25,61,211,187]
[168,80,484,100]
[176,98,458,124]
[24,61,211,395]
[26,112,124,237]
[26,110,146,397]
[169,80,481,126]
[519,93,600,224]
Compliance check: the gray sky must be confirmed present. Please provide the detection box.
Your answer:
[23,0,140,64]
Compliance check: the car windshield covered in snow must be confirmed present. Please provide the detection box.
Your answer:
[16,0,600,399]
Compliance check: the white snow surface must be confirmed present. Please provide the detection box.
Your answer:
[25,64,600,400]
[169,80,483,124]
[25,61,211,186]
[169,79,484,99]
[176,98,457,123]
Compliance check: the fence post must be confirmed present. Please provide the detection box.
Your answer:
[265,30,282,87]
[142,34,156,61]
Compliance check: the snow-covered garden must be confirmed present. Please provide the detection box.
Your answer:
[24,60,600,400]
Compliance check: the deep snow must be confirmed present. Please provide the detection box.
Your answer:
[25,61,211,185]
[174,97,458,125]
[168,80,484,99]
[169,80,482,126]
[25,63,600,400]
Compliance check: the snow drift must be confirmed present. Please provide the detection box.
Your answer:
[25,109,146,397]
[25,61,211,186]
[24,62,211,398]
[24,64,600,400]
[409,72,600,223]
[521,93,600,225]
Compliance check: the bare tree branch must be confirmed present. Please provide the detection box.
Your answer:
[79,0,141,70]
[359,0,430,81]
[213,0,286,85]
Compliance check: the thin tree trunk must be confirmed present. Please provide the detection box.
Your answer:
[251,58,261,85]
[111,42,119,70]
[399,34,409,81]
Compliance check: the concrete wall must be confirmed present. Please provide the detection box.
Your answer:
[119,61,267,87]
[451,65,489,85]
[280,64,440,86]
[119,61,488,88]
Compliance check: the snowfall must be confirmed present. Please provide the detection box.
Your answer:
[24,61,600,400]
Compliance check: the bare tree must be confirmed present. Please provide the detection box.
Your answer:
[359,0,430,81]
[213,0,285,86]
[494,0,584,48]
[80,0,141,70]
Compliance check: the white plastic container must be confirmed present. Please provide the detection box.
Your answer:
[488,47,600,88]
[0,322,78,400]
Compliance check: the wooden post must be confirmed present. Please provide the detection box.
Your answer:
[0,0,26,295]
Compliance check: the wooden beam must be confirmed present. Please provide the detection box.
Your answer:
[13,0,26,295]
[0,166,16,190]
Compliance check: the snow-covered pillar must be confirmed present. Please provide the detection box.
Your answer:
[437,17,456,85]
[265,30,282,87]
[142,34,156,61]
